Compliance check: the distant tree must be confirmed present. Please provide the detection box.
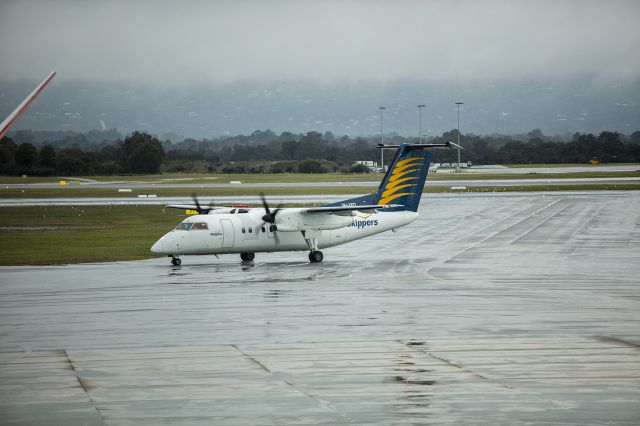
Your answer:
[128,144,164,173]
[95,161,122,175]
[598,131,624,162]
[0,137,17,165]
[118,131,164,173]
[39,144,56,168]
[15,143,38,172]
[98,144,118,162]
[298,159,327,174]
[56,154,86,175]
[281,140,297,160]
[527,129,544,140]
[630,131,640,144]
[269,161,296,173]
[349,163,371,174]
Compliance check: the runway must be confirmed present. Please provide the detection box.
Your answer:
[3,176,640,191]
[1,191,639,424]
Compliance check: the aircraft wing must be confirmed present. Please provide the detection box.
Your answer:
[302,204,401,215]
[0,71,56,140]
[166,204,225,212]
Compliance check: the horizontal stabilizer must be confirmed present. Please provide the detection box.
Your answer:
[376,142,461,150]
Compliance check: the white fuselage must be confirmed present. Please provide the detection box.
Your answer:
[151,208,418,255]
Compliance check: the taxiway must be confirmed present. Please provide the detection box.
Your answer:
[0,191,639,424]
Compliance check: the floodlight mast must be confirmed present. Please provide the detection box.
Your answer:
[418,104,425,144]
[455,102,464,172]
[379,106,386,172]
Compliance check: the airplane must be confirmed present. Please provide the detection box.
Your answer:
[0,71,56,140]
[151,142,457,265]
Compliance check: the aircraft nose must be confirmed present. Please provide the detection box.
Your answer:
[151,238,165,254]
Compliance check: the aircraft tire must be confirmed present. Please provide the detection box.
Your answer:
[240,252,255,261]
[171,257,181,266]
[309,251,324,263]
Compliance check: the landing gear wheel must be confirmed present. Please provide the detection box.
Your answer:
[240,252,255,261]
[171,257,181,266]
[309,250,324,263]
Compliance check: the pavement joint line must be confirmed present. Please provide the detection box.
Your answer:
[231,344,350,419]
[593,335,640,348]
[430,198,561,271]
[231,344,271,373]
[397,340,516,390]
[63,349,106,425]
[508,202,572,245]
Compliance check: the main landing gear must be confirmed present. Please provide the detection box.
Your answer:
[170,256,181,266]
[302,230,324,263]
[240,252,255,261]
[308,250,324,263]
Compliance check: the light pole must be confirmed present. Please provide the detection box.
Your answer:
[417,104,425,144]
[379,106,386,172]
[455,101,464,172]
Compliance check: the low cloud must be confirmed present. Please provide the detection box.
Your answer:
[1,0,639,84]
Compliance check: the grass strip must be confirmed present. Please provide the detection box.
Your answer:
[0,205,184,265]
[0,170,639,185]
[1,182,639,199]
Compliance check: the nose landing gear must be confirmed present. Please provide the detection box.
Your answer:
[240,252,255,261]
[308,251,324,263]
[170,256,181,266]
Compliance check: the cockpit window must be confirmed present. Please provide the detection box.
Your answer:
[238,209,250,214]
[175,222,193,231]
[192,222,208,230]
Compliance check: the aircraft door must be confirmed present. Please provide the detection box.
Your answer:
[221,219,235,248]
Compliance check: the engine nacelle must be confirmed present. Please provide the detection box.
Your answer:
[275,209,352,231]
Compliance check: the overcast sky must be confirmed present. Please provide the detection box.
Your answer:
[1,0,639,85]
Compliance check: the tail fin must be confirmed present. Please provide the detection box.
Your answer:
[327,143,454,212]
[375,144,433,211]
[0,71,56,140]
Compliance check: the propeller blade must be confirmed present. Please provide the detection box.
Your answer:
[259,195,282,245]
[259,192,271,216]
[260,193,283,223]
[191,193,205,214]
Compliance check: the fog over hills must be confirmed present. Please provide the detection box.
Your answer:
[2,1,639,140]
[1,77,638,140]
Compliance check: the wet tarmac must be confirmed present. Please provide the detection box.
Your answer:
[1,191,639,425]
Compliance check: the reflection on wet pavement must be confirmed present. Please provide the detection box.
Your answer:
[0,192,639,424]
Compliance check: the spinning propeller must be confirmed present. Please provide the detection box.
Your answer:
[259,193,281,243]
[191,193,215,214]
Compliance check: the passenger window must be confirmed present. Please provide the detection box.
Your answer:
[248,227,252,233]
[261,227,265,233]
[242,227,246,233]
[175,222,193,231]
[192,223,208,230]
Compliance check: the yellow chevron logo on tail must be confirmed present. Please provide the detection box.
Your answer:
[378,156,423,205]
